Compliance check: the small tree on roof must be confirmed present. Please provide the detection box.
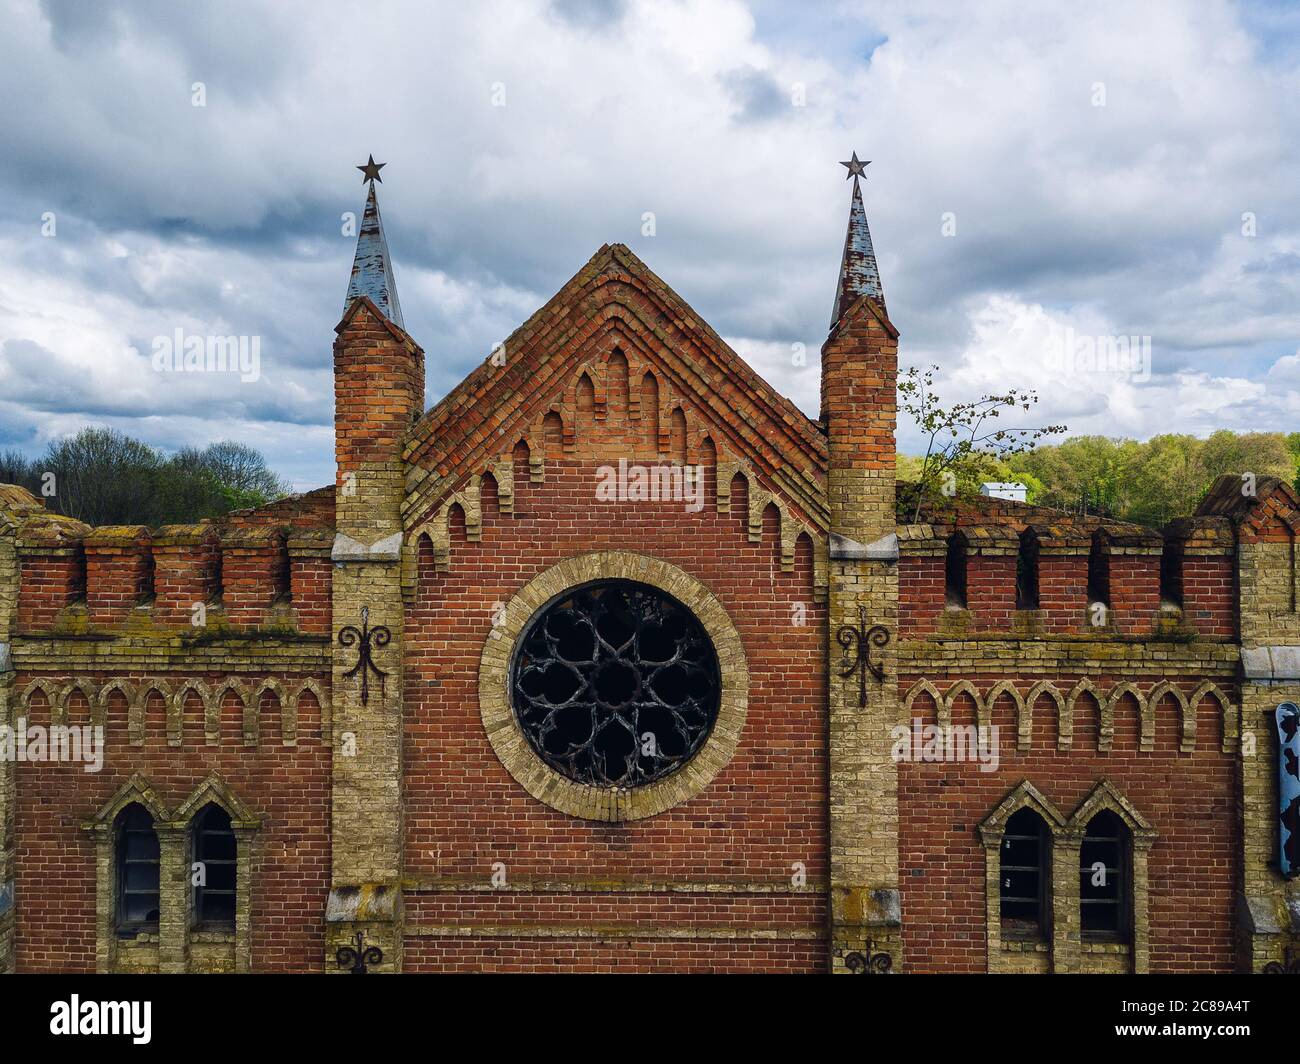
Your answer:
[898,364,1066,524]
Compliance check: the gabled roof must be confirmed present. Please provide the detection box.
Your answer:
[403,243,827,517]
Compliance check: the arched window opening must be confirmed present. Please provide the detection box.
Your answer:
[1016,527,1040,610]
[945,532,968,609]
[212,545,224,603]
[1000,807,1049,938]
[115,803,160,934]
[139,550,156,605]
[1081,810,1130,941]
[1087,531,1110,608]
[191,804,237,930]
[1159,539,1184,608]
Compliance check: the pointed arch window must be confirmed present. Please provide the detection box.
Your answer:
[115,803,160,934]
[1000,807,1050,938]
[191,804,237,930]
[1080,810,1130,941]
[945,532,969,609]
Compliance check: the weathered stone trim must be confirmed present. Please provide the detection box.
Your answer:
[1065,679,1104,749]
[18,677,60,721]
[1063,779,1157,974]
[1148,680,1192,753]
[900,677,1232,755]
[212,679,249,747]
[979,779,1156,974]
[1189,681,1236,753]
[172,679,214,747]
[135,679,171,746]
[80,774,261,974]
[295,678,331,742]
[171,775,259,971]
[12,675,326,751]
[942,679,983,731]
[985,680,1026,740]
[56,678,95,726]
[11,637,330,675]
[80,774,171,973]
[978,780,1068,974]
[1025,681,1067,750]
[898,638,1241,672]
[252,679,289,746]
[902,679,942,721]
[1106,682,1150,751]
[479,551,748,822]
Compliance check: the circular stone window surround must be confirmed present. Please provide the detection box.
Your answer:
[479,551,749,822]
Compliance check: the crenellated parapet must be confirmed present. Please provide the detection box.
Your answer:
[10,508,334,639]
[898,499,1237,642]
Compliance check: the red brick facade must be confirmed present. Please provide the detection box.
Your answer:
[0,182,1294,976]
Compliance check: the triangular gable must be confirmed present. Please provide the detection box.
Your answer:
[336,294,421,351]
[81,773,170,831]
[170,772,262,829]
[977,779,1068,846]
[1067,778,1156,840]
[402,244,827,528]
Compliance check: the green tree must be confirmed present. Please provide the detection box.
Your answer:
[0,428,289,526]
[1014,436,1137,517]
[1123,434,1203,527]
[897,364,1065,523]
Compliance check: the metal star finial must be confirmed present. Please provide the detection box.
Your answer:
[840,152,870,181]
[357,154,386,184]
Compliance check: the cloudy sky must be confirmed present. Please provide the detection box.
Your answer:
[1,0,1298,490]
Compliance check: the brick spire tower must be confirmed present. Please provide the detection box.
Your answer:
[820,153,903,974]
[327,157,423,972]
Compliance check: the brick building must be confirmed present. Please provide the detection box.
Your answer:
[0,164,1296,974]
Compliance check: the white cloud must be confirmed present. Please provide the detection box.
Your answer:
[0,0,1297,487]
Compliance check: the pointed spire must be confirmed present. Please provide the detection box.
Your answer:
[344,171,404,330]
[830,154,884,329]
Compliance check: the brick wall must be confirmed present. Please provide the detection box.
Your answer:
[84,527,153,627]
[152,525,219,627]
[901,546,1235,639]
[897,673,1237,973]
[14,527,332,636]
[402,447,828,968]
[11,671,330,973]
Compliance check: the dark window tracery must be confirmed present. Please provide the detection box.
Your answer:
[115,803,160,934]
[1081,810,1130,940]
[192,804,237,930]
[510,580,721,788]
[1000,806,1049,938]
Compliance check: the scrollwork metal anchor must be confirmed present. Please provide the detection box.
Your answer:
[835,607,889,708]
[336,931,384,974]
[338,606,391,706]
[844,941,893,974]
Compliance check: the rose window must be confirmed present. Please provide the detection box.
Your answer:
[510,580,721,788]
